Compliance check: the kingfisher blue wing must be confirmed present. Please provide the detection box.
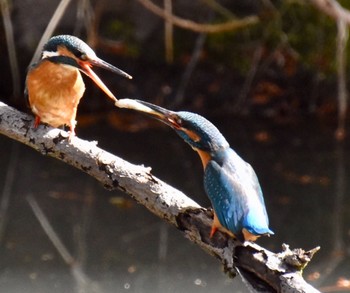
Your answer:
[204,148,273,240]
[115,99,274,241]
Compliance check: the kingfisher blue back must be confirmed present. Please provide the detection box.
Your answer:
[116,99,274,241]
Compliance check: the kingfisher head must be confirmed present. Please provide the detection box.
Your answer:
[40,35,132,102]
[121,99,229,153]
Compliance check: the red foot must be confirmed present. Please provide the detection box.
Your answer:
[34,116,41,128]
[209,226,217,238]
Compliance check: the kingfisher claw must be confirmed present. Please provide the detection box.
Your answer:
[209,226,218,238]
[34,116,41,128]
[121,100,274,241]
[25,35,131,138]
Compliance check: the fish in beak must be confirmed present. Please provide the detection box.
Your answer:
[115,98,182,129]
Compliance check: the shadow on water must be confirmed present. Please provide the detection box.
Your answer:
[0,113,349,292]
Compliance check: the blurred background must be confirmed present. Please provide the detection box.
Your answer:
[1,0,350,292]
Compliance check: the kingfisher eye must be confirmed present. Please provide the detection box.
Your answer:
[174,116,182,125]
[79,53,88,61]
[168,115,182,129]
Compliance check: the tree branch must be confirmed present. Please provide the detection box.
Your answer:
[136,0,259,33]
[0,101,320,293]
[308,0,350,140]
[309,0,350,25]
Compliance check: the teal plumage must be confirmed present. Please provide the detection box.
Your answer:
[204,148,273,239]
[124,100,274,241]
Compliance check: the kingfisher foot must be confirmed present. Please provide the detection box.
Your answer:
[68,129,76,140]
[68,120,77,140]
[34,116,41,128]
[209,226,218,238]
[242,228,259,242]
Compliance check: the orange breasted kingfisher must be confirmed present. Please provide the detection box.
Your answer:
[25,35,132,138]
[116,99,274,242]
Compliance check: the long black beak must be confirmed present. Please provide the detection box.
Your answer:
[89,57,132,80]
[115,99,181,128]
[79,57,132,103]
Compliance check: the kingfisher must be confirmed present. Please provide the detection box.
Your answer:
[116,99,274,241]
[25,35,132,137]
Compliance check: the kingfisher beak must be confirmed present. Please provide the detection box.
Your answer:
[116,99,181,129]
[79,57,132,103]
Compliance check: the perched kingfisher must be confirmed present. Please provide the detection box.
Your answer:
[117,99,274,241]
[25,35,132,137]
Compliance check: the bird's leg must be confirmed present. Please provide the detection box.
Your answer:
[210,226,218,238]
[68,119,77,140]
[210,212,220,238]
[242,228,259,242]
[68,129,76,140]
[34,116,41,128]
[210,212,236,239]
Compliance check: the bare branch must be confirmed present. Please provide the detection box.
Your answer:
[136,0,259,33]
[29,0,72,65]
[0,101,321,292]
[164,0,174,63]
[309,0,350,24]
[335,19,348,140]
[308,0,350,139]
[27,195,104,293]
[1,0,20,97]
[0,142,18,243]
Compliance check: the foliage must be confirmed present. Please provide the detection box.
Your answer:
[206,1,347,78]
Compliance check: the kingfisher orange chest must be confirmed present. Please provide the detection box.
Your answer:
[25,35,132,137]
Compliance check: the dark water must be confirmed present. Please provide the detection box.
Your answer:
[0,113,349,293]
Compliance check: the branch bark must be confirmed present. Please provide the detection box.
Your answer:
[136,0,259,33]
[0,101,320,293]
[309,0,350,25]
